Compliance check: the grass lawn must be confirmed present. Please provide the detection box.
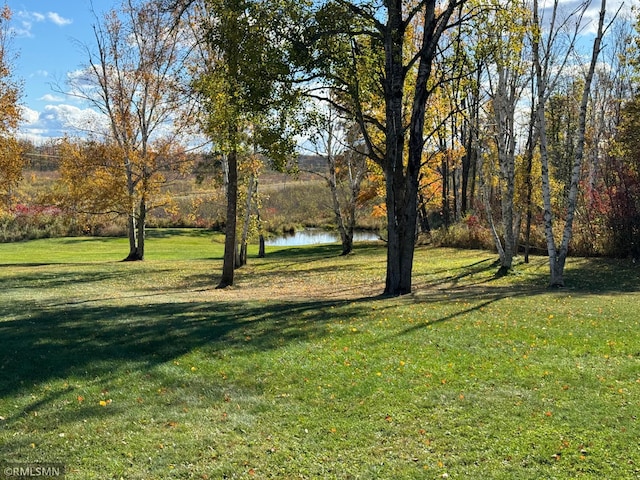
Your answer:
[1,229,639,479]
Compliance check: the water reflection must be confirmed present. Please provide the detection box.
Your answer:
[265,229,379,247]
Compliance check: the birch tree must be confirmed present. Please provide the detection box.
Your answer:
[307,102,369,256]
[480,0,531,274]
[533,0,608,286]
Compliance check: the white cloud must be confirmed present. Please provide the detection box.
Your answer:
[47,12,72,27]
[18,103,108,143]
[20,106,40,125]
[39,94,65,103]
[29,70,49,79]
[12,10,71,38]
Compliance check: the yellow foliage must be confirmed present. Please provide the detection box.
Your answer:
[0,6,24,207]
[56,136,190,217]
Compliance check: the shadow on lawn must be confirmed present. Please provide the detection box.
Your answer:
[2,243,638,427]
[0,295,373,400]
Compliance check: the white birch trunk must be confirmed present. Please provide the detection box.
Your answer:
[534,0,607,286]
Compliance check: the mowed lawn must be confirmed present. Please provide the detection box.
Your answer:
[1,229,639,479]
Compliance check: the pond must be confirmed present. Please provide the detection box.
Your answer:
[265,228,380,247]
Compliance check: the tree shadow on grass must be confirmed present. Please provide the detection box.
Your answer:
[2,245,638,434]
[145,228,217,239]
[263,243,382,261]
[561,257,640,294]
[411,257,498,290]
[0,296,373,400]
[1,264,168,292]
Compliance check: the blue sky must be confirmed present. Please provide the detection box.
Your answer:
[5,0,628,144]
[7,0,114,143]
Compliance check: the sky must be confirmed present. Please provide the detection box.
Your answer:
[7,0,112,144]
[4,0,630,145]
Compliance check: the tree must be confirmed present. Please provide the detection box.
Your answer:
[533,0,608,287]
[0,5,23,210]
[186,0,302,288]
[307,100,369,256]
[67,0,191,260]
[607,95,640,259]
[309,0,468,295]
[579,14,637,257]
[55,136,187,236]
[479,0,531,274]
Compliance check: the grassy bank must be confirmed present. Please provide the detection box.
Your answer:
[1,230,639,479]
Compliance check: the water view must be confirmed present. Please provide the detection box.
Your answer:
[265,229,380,247]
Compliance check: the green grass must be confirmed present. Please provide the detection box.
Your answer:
[1,230,639,479]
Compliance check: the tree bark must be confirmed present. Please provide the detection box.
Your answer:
[381,0,408,295]
[217,148,238,288]
[534,0,606,287]
[492,60,520,273]
[125,207,139,261]
[238,173,256,267]
[124,196,145,261]
[381,0,460,295]
[479,153,506,265]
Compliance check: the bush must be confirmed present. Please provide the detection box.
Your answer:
[0,204,80,242]
[431,215,496,251]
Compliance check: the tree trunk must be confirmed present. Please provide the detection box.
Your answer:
[533,0,605,287]
[327,151,353,256]
[238,174,256,268]
[136,197,146,260]
[381,0,458,295]
[480,154,506,265]
[217,148,238,289]
[461,66,481,216]
[123,157,142,261]
[524,101,537,264]
[124,197,145,261]
[125,207,139,261]
[493,62,519,273]
[418,192,431,234]
[441,156,450,228]
[381,0,409,296]
[256,180,265,258]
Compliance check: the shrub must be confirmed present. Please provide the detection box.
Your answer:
[0,204,80,242]
[431,215,496,251]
